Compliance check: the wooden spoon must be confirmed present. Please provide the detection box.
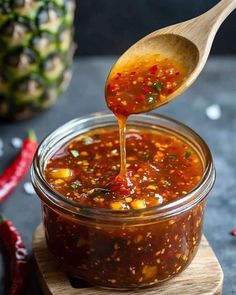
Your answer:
[106,0,236,105]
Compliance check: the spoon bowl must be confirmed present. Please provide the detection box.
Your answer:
[106,0,236,107]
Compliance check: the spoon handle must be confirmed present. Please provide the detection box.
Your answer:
[181,0,236,47]
[199,0,236,32]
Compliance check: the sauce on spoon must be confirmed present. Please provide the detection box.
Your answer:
[106,55,186,116]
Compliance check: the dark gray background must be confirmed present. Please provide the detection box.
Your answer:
[75,0,236,55]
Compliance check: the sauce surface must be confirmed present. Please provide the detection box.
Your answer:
[105,55,186,116]
[45,126,202,210]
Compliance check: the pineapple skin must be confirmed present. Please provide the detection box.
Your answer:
[0,0,75,120]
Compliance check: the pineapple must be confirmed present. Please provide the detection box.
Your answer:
[0,0,75,120]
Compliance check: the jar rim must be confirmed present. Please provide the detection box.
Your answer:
[31,111,215,222]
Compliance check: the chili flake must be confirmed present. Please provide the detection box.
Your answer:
[106,55,186,116]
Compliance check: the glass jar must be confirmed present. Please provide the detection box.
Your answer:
[0,0,75,120]
[31,112,215,289]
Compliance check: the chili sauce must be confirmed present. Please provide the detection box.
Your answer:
[105,55,186,116]
[45,126,202,210]
[43,125,205,288]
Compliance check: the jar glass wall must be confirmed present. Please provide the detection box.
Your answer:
[31,112,215,289]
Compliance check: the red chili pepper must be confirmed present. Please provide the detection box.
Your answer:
[108,175,132,196]
[168,89,174,94]
[0,130,38,203]
[136,95,145,102]
[107,83,117,92]
[142,86,152,94]
[115,73,122,80]
[149,65,158,74]
[0,215,28,295]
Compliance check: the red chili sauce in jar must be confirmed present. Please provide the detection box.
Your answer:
[45,127,202,210]
[43,55,206,288]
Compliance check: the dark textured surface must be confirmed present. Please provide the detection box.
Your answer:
[0,56,236,294]
[75,0,236,55]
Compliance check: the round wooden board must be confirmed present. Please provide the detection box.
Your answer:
[33,224,223,295]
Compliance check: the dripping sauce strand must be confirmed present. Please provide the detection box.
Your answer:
[117,115,127,178]
[108,115,133,196]
[106,55,186,193]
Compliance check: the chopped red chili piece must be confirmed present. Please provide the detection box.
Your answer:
[142,86,152,94]
[149,65,158,74]
[108,174,133,196]
[107,83,117,92]
[136,95,145,102]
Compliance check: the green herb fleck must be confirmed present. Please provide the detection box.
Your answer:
[148,95,157,108]
[143,151,150,160]
[70,149,79,158]
[70,180,82,190]
[168,154,177,159]
[82,136,93,145]
[184,151,192,158]
[152,81,163,92]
